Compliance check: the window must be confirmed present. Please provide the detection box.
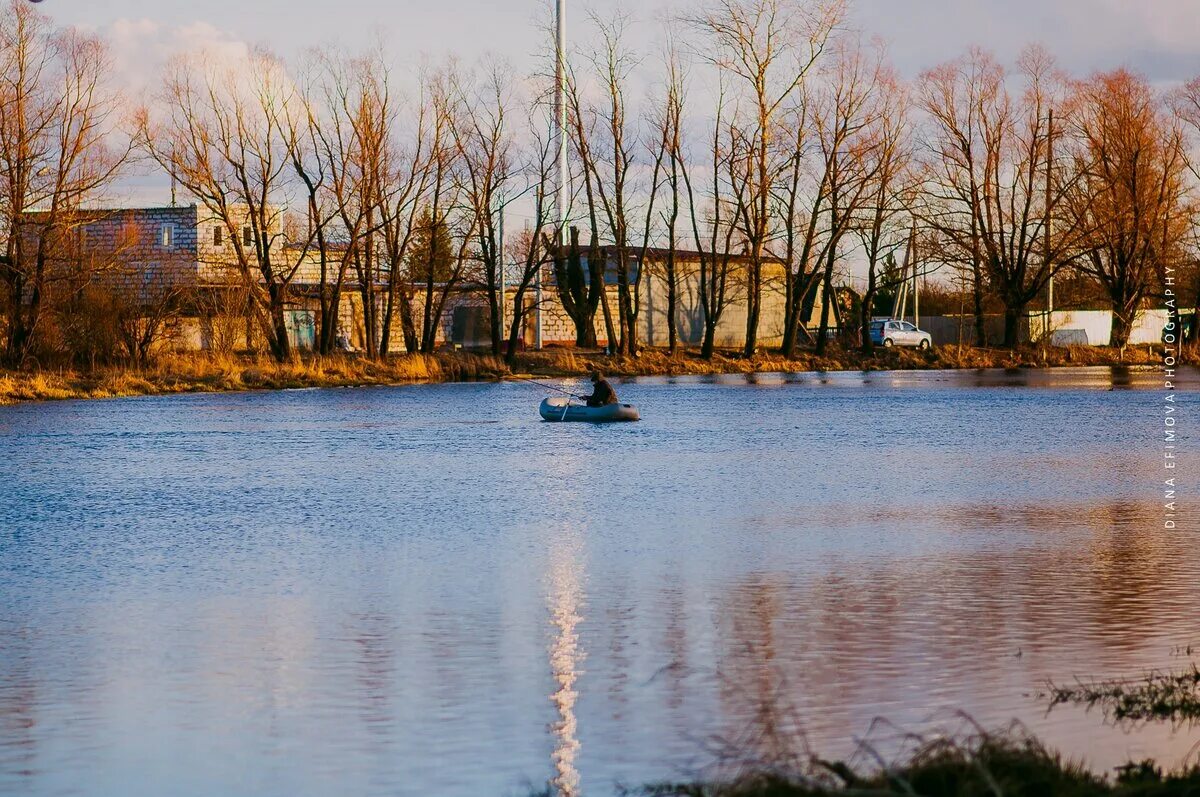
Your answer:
[213,226,223,247]
[242,226,253,247]
[160,223,175,249]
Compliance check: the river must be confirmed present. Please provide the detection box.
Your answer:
[1,367,1196,796]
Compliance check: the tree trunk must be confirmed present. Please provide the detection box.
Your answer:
[267,286,292,362]
[971,257,987,347]
[1002,303,1023,349]
[860,286,876,355]
[814,247,837,356]
[666,255,678,356]
[743,259,761,357]
[1110,305,1136,350]
[701,318,717,359]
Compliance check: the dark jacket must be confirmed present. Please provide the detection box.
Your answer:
[585,378,618,407]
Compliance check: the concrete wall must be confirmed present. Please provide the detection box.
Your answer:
[538,261,820,349]
[921,308,1171,347]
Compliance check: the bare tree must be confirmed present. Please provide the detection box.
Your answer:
[690,0,843,356]
[643,32,687,354]
[918,46,1083,348]
[375,74,434,356]
[810,39,889,355]
[509,105,563,365]
[1068,69,1189,349]
[411,74,478,354]
[447,59,515,355]
[853,62,913,354]
[287,47,390,356]
[682,77,744,358]
[0,1,128,365]
[568,11,647,355]
[1169,76,1200,345]
[140,49,314,362]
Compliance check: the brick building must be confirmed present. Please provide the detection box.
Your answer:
[23,203,824,354]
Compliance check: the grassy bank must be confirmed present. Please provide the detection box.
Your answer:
[633,727,1200,796]
[0,342,1173,405]
[626,666,1200,797]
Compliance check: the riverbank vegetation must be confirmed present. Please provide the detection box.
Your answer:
[633,727,1200,796]
[621,663,1200,797]
[1044,665,1200,724]
[0,343,1173,405]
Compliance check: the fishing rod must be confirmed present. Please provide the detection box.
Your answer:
[510,375,585,399]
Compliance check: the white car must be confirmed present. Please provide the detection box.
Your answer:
[870,319,933,349]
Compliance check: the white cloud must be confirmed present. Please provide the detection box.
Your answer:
[852,0,1200,82]
[103,17,252,104]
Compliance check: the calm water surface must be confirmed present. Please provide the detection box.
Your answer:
[1,367,1197,796]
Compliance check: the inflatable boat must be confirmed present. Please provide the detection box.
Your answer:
[539,396,640,423]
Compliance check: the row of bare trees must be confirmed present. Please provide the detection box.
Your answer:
[3,0,1200,367]
[137,45,571,365]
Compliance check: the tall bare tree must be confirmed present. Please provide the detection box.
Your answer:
[509,103,564,364]
[447,59,515,355]
[682,77,744,358]
[1068,69,1190,349]
[853,62,913,354]
[649,37,688,355]
[567,11,647,355]
[811,38,889,355]
[918,46,1083,348]
[140,49,314,362]
[691,0,843,356]
[0,1,127,364]
[375,74,434,356]
[1169,75,1200,345]
[412,75,478,354]
[287,47,393,356]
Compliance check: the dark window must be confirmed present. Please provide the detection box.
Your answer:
[243,226,253,247]
[213,226,223,247]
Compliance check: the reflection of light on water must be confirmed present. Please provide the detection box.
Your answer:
[548,544,585,797]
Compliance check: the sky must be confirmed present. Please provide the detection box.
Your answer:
[36,0,1200,204]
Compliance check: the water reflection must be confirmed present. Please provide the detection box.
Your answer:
[0,370,1196,796]
[547,539,585,797]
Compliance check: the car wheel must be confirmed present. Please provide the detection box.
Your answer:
[918,339,930,350]
[883,338,894,348]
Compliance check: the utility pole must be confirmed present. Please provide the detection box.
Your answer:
[1045,108,1055,342]
[498,200,506,342]
[539,0,568,351]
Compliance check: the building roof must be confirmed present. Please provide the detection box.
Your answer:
[586,244,786,266]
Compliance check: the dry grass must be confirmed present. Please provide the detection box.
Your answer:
[518,342,1170,379]
[0,342,1179,406]
[634,704,1200,797]
[0,351,508,406]
[1043,665,1200,724]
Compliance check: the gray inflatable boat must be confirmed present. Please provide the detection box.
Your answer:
[539,397,640,423]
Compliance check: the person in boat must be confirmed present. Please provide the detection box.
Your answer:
[583,371,618,407]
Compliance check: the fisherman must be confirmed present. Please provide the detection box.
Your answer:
[583,370,618,407]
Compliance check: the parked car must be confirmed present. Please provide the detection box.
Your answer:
[870,318,933,349]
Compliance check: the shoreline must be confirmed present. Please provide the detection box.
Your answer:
[0,344,1174,406]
